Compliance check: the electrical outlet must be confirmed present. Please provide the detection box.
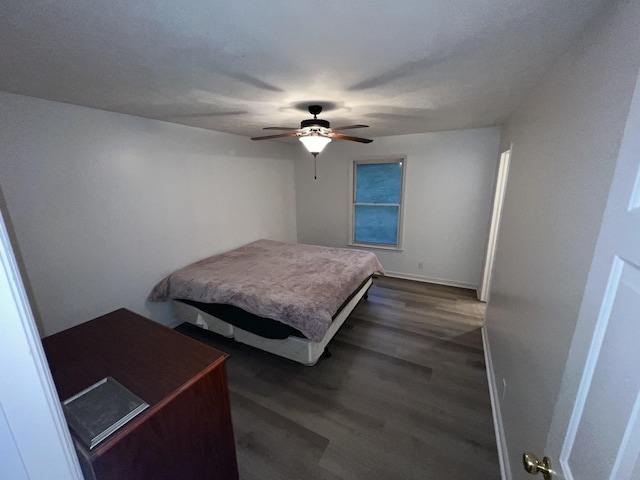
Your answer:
[418,262,424,270]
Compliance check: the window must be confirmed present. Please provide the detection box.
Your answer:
[351,158,405,249]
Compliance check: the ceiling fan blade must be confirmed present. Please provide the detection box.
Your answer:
[332,133,373,143]
[251,132,298,141]
[331,124,369,131]
[262,127,299,130]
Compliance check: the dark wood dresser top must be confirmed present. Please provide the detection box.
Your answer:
[42,308,228,406]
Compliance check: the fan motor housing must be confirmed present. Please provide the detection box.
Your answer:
[301,118,330,129]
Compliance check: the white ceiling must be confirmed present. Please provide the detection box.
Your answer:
[0,0,610,139]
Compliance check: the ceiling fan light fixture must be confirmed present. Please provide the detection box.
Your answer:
[299,134,331,155]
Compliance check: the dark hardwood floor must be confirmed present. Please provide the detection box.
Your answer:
[176,276,500,479]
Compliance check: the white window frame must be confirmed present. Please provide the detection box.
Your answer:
[349,157,406,251]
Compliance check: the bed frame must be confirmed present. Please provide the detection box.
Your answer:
[173,277,372,366]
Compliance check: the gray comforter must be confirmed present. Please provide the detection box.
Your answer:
[148,239,384,341]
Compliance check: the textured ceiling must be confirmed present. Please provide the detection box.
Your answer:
[0,0,610,139]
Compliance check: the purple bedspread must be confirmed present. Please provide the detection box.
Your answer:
[148,239,384,341]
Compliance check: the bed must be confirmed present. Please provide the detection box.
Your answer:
[148,239,384,365]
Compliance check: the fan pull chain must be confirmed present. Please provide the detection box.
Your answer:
[312,153,318,179]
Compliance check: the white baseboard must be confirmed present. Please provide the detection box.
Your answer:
[482,326,512,480]
[383,270,477,291]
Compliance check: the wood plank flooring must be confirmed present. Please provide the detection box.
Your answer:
[175,276,500,479]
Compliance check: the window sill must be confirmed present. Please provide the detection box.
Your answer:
[347,243,404,252]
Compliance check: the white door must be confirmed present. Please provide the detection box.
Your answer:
[540,69,640,479]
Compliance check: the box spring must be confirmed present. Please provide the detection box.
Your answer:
[173,277,372,366]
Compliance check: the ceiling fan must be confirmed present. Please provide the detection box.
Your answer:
[251,105,373,158]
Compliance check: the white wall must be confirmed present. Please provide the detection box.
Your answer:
[295,127,501,289]
[0,92,298,336]
[484,0,640,476]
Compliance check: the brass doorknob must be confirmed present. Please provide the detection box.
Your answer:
[523,452,553,480]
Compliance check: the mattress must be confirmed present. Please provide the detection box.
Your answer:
[148,239,384,341]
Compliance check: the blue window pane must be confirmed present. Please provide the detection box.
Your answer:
[354,205,399,246]
[356,162,402,204]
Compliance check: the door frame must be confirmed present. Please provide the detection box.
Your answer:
[0,209,83,480]
[478,146,512,302]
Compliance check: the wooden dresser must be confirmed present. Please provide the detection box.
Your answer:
[42,308,239,480]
